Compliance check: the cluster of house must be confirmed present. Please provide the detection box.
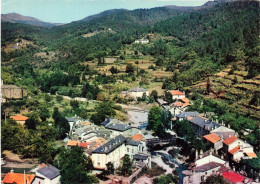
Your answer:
[158,90,191,116]
[182,150,257,184]
[155,89,258,183]
[2,163,60,184]
[65,116,152,171]
[175,111,257,162]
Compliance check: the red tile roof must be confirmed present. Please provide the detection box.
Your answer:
[229,146,241,155]
[169,90,185,96]
[222,171,245,183]
[223,136,238,145]
[10,114,28,121]
[246,152,257,158]
[79,142,91,148]
[132,133,143,141]
[203,133,221,143]
[3,172,35,184]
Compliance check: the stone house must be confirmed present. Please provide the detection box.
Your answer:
[121,87,149,99]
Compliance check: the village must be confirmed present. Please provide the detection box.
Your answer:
[1,85,259,184]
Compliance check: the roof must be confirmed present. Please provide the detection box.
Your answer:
[180,97,190,103]
[105,121,131,132]
[10,114,28,121]
[223,136,238,145]
[171,101,184,107]
[128,87,148,92]
[37,165,60,180]
[79,142,91,148]
[66,140,80,146]
[3,172,35,184]
[203,133,221,143]
[229,146,241,155]
[132,133,143,141]
[176,111,199,118]
[211,126,236,139]
[101,117,112,126]
[189,116,220,130]
[246,152,257,158]
[92,135,126,154]
[169,90,184,96]
[222,171,245,184]
[66,117,81,122]
[194,162,222,172]
[1,84,21,89]
[133,154,148,160]
[126,138,140,146]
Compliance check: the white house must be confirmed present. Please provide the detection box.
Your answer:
[168,90,185,100]
[34,165,60,184]
[121,87,149,99]
[91,135,127,169]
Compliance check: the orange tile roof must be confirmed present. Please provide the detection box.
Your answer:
[180,97,190,103]
[10,114,28,121]
[246,152,257,158]
[79,142,91,148]
[3,172,35,184]
[66,140,80,146]
[132,133,143,141]
[172,101,184,107]
[229,146,240,155]
[203,133,221,143]
[169,90,185,96]
[182,102,191,108]
[223,136,238,145]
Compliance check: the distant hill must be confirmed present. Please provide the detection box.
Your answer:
[1,13,61,27]
[79,9,128,22]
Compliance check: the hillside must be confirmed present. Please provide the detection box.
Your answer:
[1,13,60,27]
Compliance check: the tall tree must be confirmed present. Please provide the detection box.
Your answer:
[121,154,132,176]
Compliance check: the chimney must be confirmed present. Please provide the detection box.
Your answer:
[228,124,230,128]
[195,150,198,159]
[10,169,14,173]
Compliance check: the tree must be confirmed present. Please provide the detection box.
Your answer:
[109,66,118,74]
[56,95,63,102]
[150,90,158,101]
[126,63,135,73]
[161,109,172,130]
[121,154,132,176]
[90,102,116,125]
[52,107,70,139]
[147,106,161,130]
[164,91,173,104]
[70,100,79,109]
[25,113,39,129]
[201,175,229,184]
[58,146,97,184]
[103,162,114,175]
[38,106,50,121]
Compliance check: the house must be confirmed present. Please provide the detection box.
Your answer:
[125,138,147,159]
[210,126,236,139]
[176,111,199,121]
[188,116,220,136]
[203,133,223,151]
[10,114,28,125]
[3,172,35,184]
[121,87,149,99]
[1,80,27,101]
[134,39,149,44]
[66,116,81,132]
[35,165,60,184]
[183,151,227,184]
[168,90,185,100]
[91,135,127,169]
[222,136,257,161]
[168,101,191,116]
[102,118,140,137]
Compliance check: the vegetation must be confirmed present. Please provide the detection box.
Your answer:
[120,154,132,176]
[201,175,229,184]
[58,146,98,184]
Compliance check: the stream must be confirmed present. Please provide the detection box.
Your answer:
[152,151,187,184]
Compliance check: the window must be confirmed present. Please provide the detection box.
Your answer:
[127,148,129,152]
[98,162,100,166]
[132,149,134,153]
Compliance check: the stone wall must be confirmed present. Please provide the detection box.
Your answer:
[1,85,27,99]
